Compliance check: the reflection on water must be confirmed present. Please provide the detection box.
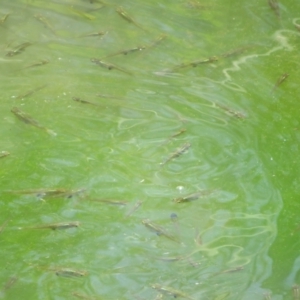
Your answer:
[1,0,300,299]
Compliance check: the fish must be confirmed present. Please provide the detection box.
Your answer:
[22,221,80,230]
[116,6,146,31]
[0,151,10,158]
[34,14,56,34]
[154,255,184,262]
[170,128,186,138]
[11,107,57,136]
[0,219,10,234]
[221,45,254,58]
[214,102,246,119]
[271,73,289,94]
[170,56,218,72]
[72,97,100,106]
[55,268,87,278]
[96,94,125,100]
[173,190,215,203]
[90,198,128,206]
[21,59,49,70]
[211,266,244,277]
[6,42,32,57]
[221,266,244,273]
[6,188,85,199]
[136,34,167,58]
[79,31,107,38]
[268,0,280,19]
[160,142,191,166]
[15,84,47,100]
[102,45,146,59]
[142,219,179,243]
[151,284,195,300]
[90,58,133,75]
[0,14,10,25]
[70,6,96,20]
[124,200,143,218]
[160,128,186,146]
[1,276,18,293]
[147,34,167,49]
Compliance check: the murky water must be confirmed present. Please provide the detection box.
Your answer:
[1,0,300,299]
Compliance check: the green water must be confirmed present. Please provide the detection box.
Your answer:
[1,0,300,299]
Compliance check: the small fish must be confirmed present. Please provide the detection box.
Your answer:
[160,142,191,166]
[214,102,246,119]
[11,107,57,136]
[211,266,244,277]
[124,200,143,217]
[271,73,289,94]
[142,219,179,243]
[103,45,146,59]
[170,128,186,139]
[22,221,80,230]
[147,34,167,49]
[268,0,280,19]
[151,284,195,300]
[55,268,87,278]
[90,198,128,206]
[171,56,218,72]
[221,45,253,58]
[22,59,49,70]
[34,14,56,34]
[48,188,86,199]
[91,58,132,75]
[116,6,146,31]
[161,128,186,146]
[0,219,10,234]
[1,276,18,292]
[137,34,167,58]
[174,190,215,203]
[7,188,85,199]
[0,151,10,158]
[154,255,184,262]
[96,94,124,100]
[6,42,32,57]
[15,84,47,100]
[70,6,96,20]
[72,97,99,106]
[79,31,107,38]
[0,13,10,25]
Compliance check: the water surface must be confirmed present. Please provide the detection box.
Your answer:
[1,0,300,299]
